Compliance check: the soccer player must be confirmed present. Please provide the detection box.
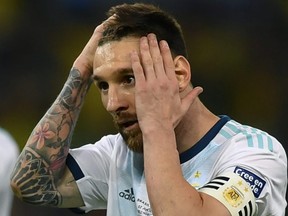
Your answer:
[0,127,19,216]
[10,3,287,215]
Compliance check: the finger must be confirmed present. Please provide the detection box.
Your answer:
[147,33,166,78]
[139,36,156,81]
[159,40,176,81]
[131,50,146,84]
[181,86,203,112]
[100,14,117,32]
[83,15,116,54]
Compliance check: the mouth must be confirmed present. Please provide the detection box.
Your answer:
[119,120,139,130]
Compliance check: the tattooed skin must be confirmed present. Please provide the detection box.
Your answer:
[11,147,61,205]
[11,68,91,206]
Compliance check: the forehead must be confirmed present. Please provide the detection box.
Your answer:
[93,37,140,80]
[94,37,140,67]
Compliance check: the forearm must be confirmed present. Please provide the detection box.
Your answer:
[143,124,203,216]
[10,68,91,206]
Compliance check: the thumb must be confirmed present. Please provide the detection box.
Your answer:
[181,86,203,112]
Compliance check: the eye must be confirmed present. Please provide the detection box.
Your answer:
[97,81,109,92]
[123,75,135,86]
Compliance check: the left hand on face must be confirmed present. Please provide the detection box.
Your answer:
[130,33,203,131]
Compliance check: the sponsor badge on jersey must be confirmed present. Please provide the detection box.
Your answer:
[234,166,266,198]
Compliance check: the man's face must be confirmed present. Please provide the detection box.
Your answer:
[93,37,143,152]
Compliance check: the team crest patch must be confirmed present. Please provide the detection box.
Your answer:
[234,166,266,198]
[223,186,243,207]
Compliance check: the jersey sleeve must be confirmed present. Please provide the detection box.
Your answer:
[67,135,117,212]
[212,126,287,215]
[199,172,257,215]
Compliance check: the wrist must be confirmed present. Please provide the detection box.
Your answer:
[140,120,174,136]
[72,60,93,81]
[68,67,90,82]
[141,121,177,150]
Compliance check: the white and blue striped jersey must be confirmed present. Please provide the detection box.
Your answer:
[68,115,287,215]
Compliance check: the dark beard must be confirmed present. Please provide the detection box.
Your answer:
[113,114,143,153]
[119,127,143,153]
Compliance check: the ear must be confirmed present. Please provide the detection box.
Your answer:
[174,55,192,92]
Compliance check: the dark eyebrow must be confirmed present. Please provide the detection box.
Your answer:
[92,68,134,81]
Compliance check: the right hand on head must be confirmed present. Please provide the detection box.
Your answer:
[72,15,115,80]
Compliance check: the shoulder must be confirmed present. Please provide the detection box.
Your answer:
[216,120,287,214]
[219,119,286,175]
[71,133,124,151]
[69,133,127,165]
[0,128,19,161]
[221,120,285,155]
[0,128,17,146]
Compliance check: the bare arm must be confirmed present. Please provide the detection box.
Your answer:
[10,67,89,207]
[10,17,113,208]
[131,34,230,216]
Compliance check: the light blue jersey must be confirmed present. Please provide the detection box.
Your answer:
[68,116,287,215]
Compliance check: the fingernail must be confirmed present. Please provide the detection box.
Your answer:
[196,86,204,94]
[160,40,169,49]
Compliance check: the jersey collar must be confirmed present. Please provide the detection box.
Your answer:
[179,115,231,164]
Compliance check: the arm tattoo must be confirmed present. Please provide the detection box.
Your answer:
[11,68,91,206]
[11,147,61,206]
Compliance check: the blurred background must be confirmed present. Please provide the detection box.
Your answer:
[0,0,287,215]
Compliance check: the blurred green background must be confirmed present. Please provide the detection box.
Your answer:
[0,0,287,215]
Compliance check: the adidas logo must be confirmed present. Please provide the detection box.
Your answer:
[119,188,135,202]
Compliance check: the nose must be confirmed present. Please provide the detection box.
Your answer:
[105,86,128,113]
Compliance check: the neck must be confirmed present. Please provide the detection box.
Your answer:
[175,97,220,154]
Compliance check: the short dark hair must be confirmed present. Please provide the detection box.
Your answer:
[99,3,188,58]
